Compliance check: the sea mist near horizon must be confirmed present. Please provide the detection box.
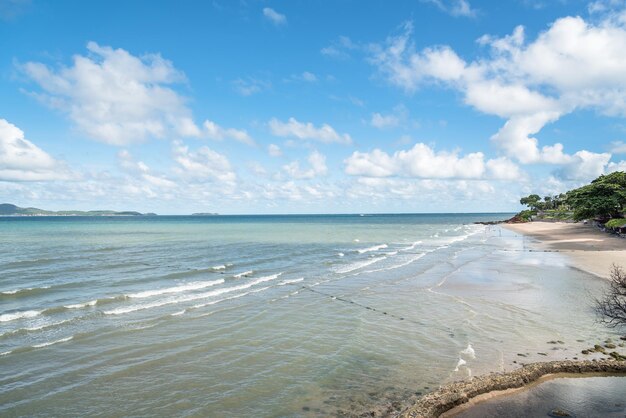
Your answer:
[0,214,619,416]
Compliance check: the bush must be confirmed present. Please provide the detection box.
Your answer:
[605,218,626,229]
[595,264,626,328]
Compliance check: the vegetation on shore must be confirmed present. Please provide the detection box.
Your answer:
[0,203,156,217]
[516,171,626,231]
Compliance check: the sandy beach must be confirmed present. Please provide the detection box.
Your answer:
[502,222,626,279]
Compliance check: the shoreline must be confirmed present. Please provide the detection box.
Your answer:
[398,359,626,418]
[501,221,626,279]
[397,220,626,418]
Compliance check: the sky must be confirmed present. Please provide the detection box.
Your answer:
[1,0,626,214]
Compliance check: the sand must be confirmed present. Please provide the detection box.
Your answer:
[502,222,626,279]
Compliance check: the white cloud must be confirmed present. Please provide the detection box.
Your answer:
[371,113,400,129]
[344,142,522,180]
[300,72,317,82]
[172,140,236,185]
[268,143,282,157]
[262,7,286,25]
[369,15,626,167]
[22,42,199,146]
[283,151,328,179]
[232,77,270,96]
[0,118,73,181]
[117,150,176,188]
[610,140,626,153]
[203,120,255,146]
[555,150,612,180]
[321,36,357,59]
[422,0,477,18]
[269,117,352,144]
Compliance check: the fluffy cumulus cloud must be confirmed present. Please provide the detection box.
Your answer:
[369,14,626,178]
[117,150,176,188]
[171,140,236,185]
[269,117,352,144]
[283,151,328,179]
[203,120,255,146]
[262,7,286,25]
[268,143,282,157]
[0,118,73,181]
[344,142,522,180]
[21,42,200,146]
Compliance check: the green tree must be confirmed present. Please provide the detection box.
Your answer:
[566,171,626,221]
[520,194,541,210]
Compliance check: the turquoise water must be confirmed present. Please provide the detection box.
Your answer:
[0,214,619,416]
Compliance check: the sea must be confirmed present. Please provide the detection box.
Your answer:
[0,214,619,416]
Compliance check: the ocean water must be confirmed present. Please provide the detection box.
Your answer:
[0,214,619,416]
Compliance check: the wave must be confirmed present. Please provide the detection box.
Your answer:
[279,278,304,285]
[454,358,467,372]
[32,335,73,349]
[336,256,387,274]
[212,263,233,271]
[357,244,388,254]
[365,253,425,273]
[1,286,51,298]
[128,279,225,299]
[233,270,253,279]
[402,241,422,251]
[0,310,41,323]
[0,319,74,339]
[65,300,98,309]
[104,273,282,316]
[337,252,344,257]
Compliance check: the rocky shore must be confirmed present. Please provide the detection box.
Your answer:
[398,359,626,418]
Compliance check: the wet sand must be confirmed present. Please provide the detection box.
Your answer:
[502,221,626,279]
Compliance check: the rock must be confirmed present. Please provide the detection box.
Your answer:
[548,408,572,417]
[605,343,617,349]
[517,353,527,357]
[581,350,590,354]
[609,351,626,361]
[620,336,626,341]
[538,352,548,356]
[547,340,558,344]
[594,344,606,353]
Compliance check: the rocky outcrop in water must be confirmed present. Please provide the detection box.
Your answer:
[399,359,626,418]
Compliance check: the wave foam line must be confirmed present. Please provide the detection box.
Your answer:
[1,285,51,296]
[233,270,253,278]
[357,244,388,254]
[32,335,73,348]
[65,300,98,309]
[279,278,304,285]
[402,241,423,252]
[128,279,225,299]
[104,273,281,316]
[212,265,226,271]
[336,256,387,274]
[0,310,41,323]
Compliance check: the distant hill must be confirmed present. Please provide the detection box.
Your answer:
[0,203,155,217]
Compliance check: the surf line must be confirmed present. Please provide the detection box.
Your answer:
[299,285,455,336]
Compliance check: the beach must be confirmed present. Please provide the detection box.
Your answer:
[502,221,626,279]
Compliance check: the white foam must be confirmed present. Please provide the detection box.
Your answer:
[279,278,304,285]
[0,350,11,356]
[32,336,73,348]
[402,241,422,251]
[212,265,226,271]
[460,343,476,359]
[0,310,41,322]
[128,279,224,299]
[385,251,398,256]
[65,300,98,309]
[336,256,387,274]
[105,273,282,316]
[337,252,344,257]
[233,270,253,278]
[454,358,467,372]
[1,285,50,295]
[353,239,360,242]
[171,310,186,316]
[357,244,388,254]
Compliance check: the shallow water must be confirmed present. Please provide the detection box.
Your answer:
[0,214,620,416]
[455,376,626,418]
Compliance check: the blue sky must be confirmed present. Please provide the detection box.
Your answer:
[1,0,625,214]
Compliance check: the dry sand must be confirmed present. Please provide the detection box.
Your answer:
[502,221,626,279]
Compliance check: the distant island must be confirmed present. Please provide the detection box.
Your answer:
[0,203,157,217]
